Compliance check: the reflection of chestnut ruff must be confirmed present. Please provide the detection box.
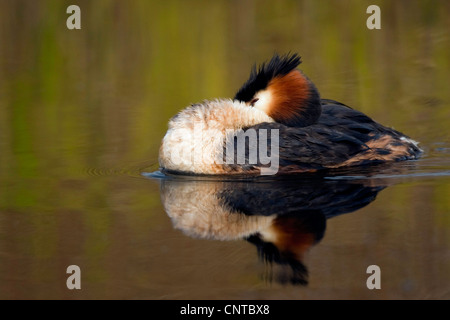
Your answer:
[158,175,386,285]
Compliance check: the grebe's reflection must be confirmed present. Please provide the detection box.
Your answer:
[156,174,387,285]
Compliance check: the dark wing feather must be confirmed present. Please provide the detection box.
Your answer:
[222,100,421,174]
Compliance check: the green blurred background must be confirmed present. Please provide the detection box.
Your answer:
[0,0,449,299]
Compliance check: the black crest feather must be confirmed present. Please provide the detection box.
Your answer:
[234,53,302,102]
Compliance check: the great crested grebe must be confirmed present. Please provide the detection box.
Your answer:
[159,53,422,175]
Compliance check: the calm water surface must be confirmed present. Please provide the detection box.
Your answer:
[0,0,449,299]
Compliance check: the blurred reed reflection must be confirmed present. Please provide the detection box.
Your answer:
[155,171,389,285]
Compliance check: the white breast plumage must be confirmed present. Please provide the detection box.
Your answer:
[158,99,274,174]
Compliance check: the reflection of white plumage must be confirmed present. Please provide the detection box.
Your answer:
[160,180,275,240]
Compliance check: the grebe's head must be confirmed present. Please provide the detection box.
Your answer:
[234,53,321,127]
